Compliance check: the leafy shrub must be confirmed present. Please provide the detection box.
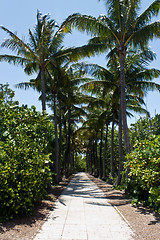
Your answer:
[130,114,160,147]
[124,135,160,212]
[0,103,52,221]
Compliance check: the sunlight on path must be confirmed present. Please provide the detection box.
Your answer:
[33,172,134,240]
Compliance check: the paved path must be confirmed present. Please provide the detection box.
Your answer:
[34,172,134,240]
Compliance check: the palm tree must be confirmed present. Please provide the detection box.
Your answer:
[1,9,109,181]
[80,47,160,183]
[47,62,91,179]
[61,0,160,153]
[0,11,63,111]
[0,11,103,112]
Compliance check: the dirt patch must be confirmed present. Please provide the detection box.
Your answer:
[87,174,160,240]
[0,175,74,240]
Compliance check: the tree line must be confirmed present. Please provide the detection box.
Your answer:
[0,0,160,217]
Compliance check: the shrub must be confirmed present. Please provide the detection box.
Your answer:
[0,103,52,221]
[124,135,160,212]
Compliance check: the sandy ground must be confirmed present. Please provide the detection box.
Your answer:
[0,173,159,240]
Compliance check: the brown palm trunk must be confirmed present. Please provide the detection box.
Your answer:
[54,93,59,183]
[95,135,98,177]
[66,108,71,177]
[92,140,96,176]
[89,139,93,175]
[115,104,123,186]
[119,51,131,154]
[86,148,89,172]
[64,120,67,176]
[119,50,131,180]
[40,68,46,112]
[99,128,103,179]
[102,122,109,180]
[108,114,115,184]
[58,99,62,181]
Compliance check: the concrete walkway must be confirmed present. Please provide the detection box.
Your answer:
[34,172,134,240]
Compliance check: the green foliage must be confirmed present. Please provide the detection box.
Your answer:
[74,154,86,172]
[124,135,160,212]
[0,101,52,221]
[151,114,160,135]
[0,83,17,105]
[130,114,160,147]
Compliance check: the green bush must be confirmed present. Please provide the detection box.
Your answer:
[130,114,160,147]
[0,103,52,221]
[124,135,160,212]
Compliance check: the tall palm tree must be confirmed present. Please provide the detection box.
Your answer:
[47,61,92,179]
[80,47,160,183]
[0,11,64,111]
[0,11,103,112]
[61,0,160,153]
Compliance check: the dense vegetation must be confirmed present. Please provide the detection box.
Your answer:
[0,0,160,220]
[125,116,160,212]
[0,85,53,220]
[125,135,160,212]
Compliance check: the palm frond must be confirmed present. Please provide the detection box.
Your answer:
[0,26,37,60]
[134,69,160,81]
[127,104,149,115]
[24,62,39,75]
[125,0,140,31]
[133,81,160,92]
[126,49,157,67]
[71,77,93,86]
[15,81,37,90]
[136,0,160,28]
[80,80,115,92]
[66,43,108,62]
[72,105,88,117]
[0,54,30,66]
[82,63,114,80]
[132,21,160,48]
[28,29,37,51]
[61,13,113,38]
[49,31,65,54]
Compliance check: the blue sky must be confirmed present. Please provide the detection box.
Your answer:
[0,0,160,124]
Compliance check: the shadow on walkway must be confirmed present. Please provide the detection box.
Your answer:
[87,173,160,226]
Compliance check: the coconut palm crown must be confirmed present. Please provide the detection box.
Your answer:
[61,0,160,153]
[0,11,66,111]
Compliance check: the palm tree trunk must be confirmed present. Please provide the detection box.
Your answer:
[93,140,96,176]
[108,114,115,184]
[102,122,109,180]
[95,136,98,177]
[99,128,103,179]
[119,51,131,154]
[58,99,62,181]
[64,120,67,177]
[66,108,71,177]
[72,150,75,172]
[53,93,59,183]
[40,68,46,112]
[89,139,93,175]
[119,50,131,180]
[115,105,123,186]
[86,147,89,172]
[111,114,115,177]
